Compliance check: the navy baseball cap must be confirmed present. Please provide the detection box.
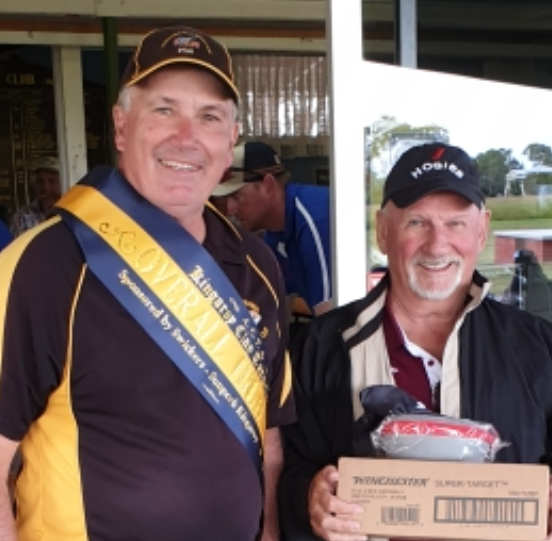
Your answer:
[381,143,484,209]
[212,141,286,197]
[120,25,239,103]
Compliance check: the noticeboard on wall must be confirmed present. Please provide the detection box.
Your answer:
[0,54,109,215]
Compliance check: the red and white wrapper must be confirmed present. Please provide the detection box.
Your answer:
[371,413,508,462]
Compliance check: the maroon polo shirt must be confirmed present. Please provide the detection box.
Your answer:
[382,303,439,412]
[383,303,440,541]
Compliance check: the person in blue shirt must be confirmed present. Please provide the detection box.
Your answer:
[0,217,12,252]
[212,141,332,316]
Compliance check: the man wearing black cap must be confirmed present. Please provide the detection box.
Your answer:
[213,140,332,316]
[0,26,294,541]
[278,143,552,541]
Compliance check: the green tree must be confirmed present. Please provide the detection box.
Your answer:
[366,116,449,193]
[524,173,552,195]
[368,116,449,160]
[475,148,516,197]
[511,180,522,196]
[523,143,552,166]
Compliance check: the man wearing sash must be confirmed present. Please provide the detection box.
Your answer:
[0,25,294,541]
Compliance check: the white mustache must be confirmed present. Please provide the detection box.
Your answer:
[408,257,463,300]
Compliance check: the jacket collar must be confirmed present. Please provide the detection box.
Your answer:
[342,270,491,345]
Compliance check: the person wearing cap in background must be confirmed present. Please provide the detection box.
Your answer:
[212,141,332,316]
[277,143,552,541]
[0,25,294,541]
[10,156,61,237]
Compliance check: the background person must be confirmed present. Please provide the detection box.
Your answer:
[0,206,10,228]
[0,25,294,541]
[0,219,11,252]
[278,143,552,541]
[10,156,61,237]
[213,141,332,316]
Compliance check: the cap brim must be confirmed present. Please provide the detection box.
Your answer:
[124,58,240,103]
[212,178,247,197]
[387,178,483,209]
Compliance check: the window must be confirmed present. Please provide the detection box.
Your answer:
[233,54,329,137]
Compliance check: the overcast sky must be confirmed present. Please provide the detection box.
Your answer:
[360,61,552,165]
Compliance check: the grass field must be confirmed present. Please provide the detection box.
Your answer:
[486,195,552,222]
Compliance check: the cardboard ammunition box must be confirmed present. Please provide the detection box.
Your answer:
[337,457,549,541]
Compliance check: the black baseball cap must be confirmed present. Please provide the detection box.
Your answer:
[381,143,484,209]
[212,141,287,197]
[120,25,239,103]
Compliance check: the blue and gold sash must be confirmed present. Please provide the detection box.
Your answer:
[55,166,267,481]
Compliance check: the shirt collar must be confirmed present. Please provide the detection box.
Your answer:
[382,269,491,353]
[203,204,247,266]
[382,301,405,354]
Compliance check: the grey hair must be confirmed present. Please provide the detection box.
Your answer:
[117,86,133,112]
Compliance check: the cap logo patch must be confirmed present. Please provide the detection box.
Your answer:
[431,147,446,161]
[173,36,200,50]
[162,31,212,56]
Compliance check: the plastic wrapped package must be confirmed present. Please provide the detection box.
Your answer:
[371,413,508,463]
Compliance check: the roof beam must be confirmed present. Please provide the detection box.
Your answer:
[0,0,327,21]
[0,30,326,52]
[1,0,552,31]
[363,1,552,30]
[416,2,552,30]
[2,29,552,59]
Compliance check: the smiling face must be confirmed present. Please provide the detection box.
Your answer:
[112,66,238,228]
[377,192,490,305]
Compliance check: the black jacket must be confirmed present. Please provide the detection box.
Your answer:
[279,272,552,540]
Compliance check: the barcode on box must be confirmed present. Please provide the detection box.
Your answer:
[434,497,539,525]
[381,506,420,525]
